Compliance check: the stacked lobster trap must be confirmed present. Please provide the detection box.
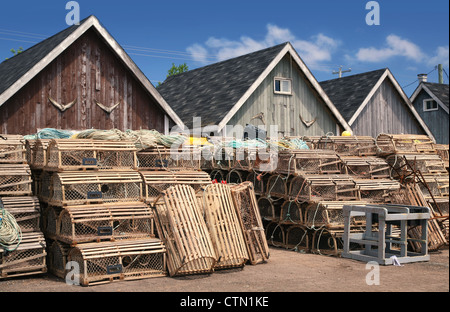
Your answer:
[25,138,167,286]
[1,134,47,279]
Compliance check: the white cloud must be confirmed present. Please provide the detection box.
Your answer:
[427,45,449,67]
[186,24,340,70]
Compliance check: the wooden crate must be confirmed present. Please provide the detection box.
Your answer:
[0,196,41,232]
[153,185,217,277]
[288,174,360,202]
[386,154,448,177]
[137,144,201,171]
[376,134,436,156]
[0,232,47,279]
[354,178,401,203]
[0,134,26,164]
[309,135,378,156]
[49,171,143,206]
[276,149,342,176]
[230,182,270,265]
[30,139,51,170]
[56,202,155,245]
[340,156,390,179]
[45,139,137,172]
[67,238,167,286]
[0,164,33,196]
[141,170,211,205]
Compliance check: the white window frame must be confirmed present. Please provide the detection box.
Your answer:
[274,77,292,95]
[423,99,438,112]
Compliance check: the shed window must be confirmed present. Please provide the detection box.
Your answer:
[423,99,438,112]
[274,78,292,95]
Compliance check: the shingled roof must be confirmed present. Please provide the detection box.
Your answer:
[412,82,449,112]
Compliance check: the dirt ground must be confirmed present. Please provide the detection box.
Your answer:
[0,246,448,294]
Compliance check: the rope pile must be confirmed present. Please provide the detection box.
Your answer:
[0,200,22,253]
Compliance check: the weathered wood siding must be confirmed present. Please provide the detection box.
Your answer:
[412,89,449,144]
[227,54,341,137]
[0,29,167,135]
[351,79,425,138]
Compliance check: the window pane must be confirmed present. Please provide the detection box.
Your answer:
[281,80,291,93]
[275,80,281,92]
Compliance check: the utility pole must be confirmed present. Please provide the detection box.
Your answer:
[438,64,443,84]
[333,66,352,78]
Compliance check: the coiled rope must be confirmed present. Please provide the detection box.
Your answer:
[0,199,22,253]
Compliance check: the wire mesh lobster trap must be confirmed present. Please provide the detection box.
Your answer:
[279,200,304,225]
[141,170,211,205]
[0,196,41,233]
[230,182,270,265]
[434,144,449,169]
[245,171,269,195]
[340,156,390,179]
[257,196,283,222]
[0,164,33,196]
[201,183,249,269]
[47,240,70,279]
[418,174,449,200]
[30,139,51,170]
[0,135,26,164]
[276,149,342,176]
[288,174,360,202]
[0,232,47,279]
[153,184,217,277]
[226,169,247,184]
[56,202,155,245]
[386,154,448,178]
[284,225,309,252]
[49,171,144,206]
[137,144,202,171]
[229,147,258,171]
[265,221,286,248]
[45,139,138,172]
[354,178,401,203]
[376,134,437,156]
[43,206,63,239]
[266,174,292,199]
[67,238,167,286]
[310,135,378,156]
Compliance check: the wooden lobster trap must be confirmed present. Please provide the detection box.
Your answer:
[226,169,247,184]
[266,174,292,199]
[434,144,449,169]
[354,178,401,203]
[47,240,70,279]
[30,139,51,170]
[257,196,283,222]
[418,173,449,200]
[67,238,167,286]
[56,202,155,245]
[311,135,378,156]
[141,170,211,205]
[0,196,41,233]
[201,183,249,269]
[49,171,143,206]
[279,200,304,225]
[288,174,360,202]
[0,135,26,164]
[45,139,138,172]
[304,201,368,230]
[153,185,217,277]
[0,164,33,196]
[137,144,201,171]
[245,171,269,195]
[386,154,448,178]
[340,156,390,179]
[43,206,63,239]
[376,134,436,156]
[276,149,342,176]
[230,182,270,265]
[229,147,258,171]
[0,232,47,279]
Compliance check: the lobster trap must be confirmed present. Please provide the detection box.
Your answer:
[230,182,270,265]
[266,174,291,199]
[245,171,269,195]
[153,185,217,277]
[354,178,401,203]
[47,240,70,279]
[30,139,51,170]
[276,149,342,176]
[137,144,202,171]
[0,232,47,279]
[45,139,138,172]
[257,196,283,222]
[201,183,249,269]
[49,171,143,206]
[0,135,26,164]
[288,174,360,202]
[0,164,33,196]
[56,202,155,245]
[376,134,436,156]
[226,169,247,184]
[141,170,211,205]
[340,156,390,179]
[418,174,449,200]
[310,135,378,156]
[0,196,41,233]
[43,206,63,239]
[67,238,167,286]
[434,144,449,169]
[284,225,309,252]
[386,154,448,178]
[230,147,258,171]
[279,200,304,225]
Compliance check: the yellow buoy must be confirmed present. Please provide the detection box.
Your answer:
[342,131,352,137]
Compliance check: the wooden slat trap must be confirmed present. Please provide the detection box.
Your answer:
[386,154,448,178]
[47,240,70,279]
[137,144,201,171]
[257,196,283,222]
[376,134,436,156]
[230,182,270,265]
[245,171,269,195]
[339,156,390,179]
[278,200,304,225]
[67,238,167,286]
[0,164,33,196]
[49,171,143,206]
[309,135,378,156]
[354,179,401,203]
[0,196,41,233]
[276,149,342,176]
[45,139,138,172]
[266,174,291,199]
[210,169,226,183]
[0,232,47,279]
[288,174,360,202]
[418,174,449,200]
[0,135,26,164]
[201,183,249,269]
[43,206,63,239]
[153,185,217,277]
[37,171,53,203]
[30,139,51,170]
[434,144,449,169]
[56,202,155,245]
[141,170,211,205]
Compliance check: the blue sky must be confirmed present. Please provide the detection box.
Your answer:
[0,0,448,96]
